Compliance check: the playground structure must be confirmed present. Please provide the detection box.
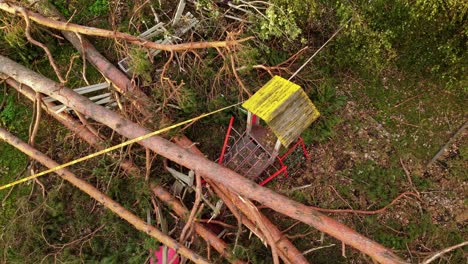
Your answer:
[218,76,321,185]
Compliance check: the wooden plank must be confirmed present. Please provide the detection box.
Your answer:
[242,76,300,122]
[43,82,109,103]
[243,75,320,147]
[268,89,320,146]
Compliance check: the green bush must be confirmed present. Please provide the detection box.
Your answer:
[267,0,466,90]
[256,5,301,41]
[49,0,71,17]
[178,87,199,114]
[339,160,404,207]
[330,0,466,89]
[89,0,109,16]
[302,83,347,143]
[128,47,152,83]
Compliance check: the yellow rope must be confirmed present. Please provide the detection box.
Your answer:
[0,102,242,191]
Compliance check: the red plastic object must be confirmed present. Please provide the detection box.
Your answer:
[150,247,180,264]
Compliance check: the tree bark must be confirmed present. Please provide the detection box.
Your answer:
[0,127,209,264]
[1,75,99,146]
[0,55,406,264]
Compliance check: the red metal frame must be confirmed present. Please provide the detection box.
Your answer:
[270,137,308,180]
[218,116,235,164]
[280,137,308,160]
[218,116,310,186]
[259,166,287,186]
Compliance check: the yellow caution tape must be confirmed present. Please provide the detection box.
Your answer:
[0,102,242,191]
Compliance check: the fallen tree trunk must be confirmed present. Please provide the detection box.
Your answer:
[2,76,139,175]
[0,55,406,264]
[0,127,209,264]
[172,136,308,264]
[26,0,152,117]
[3,77,242,263]
[0,3,251,52]
[151,184,245,264]
[212,180,303,263]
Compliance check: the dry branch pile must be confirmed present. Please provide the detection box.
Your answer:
[0,2,411,263]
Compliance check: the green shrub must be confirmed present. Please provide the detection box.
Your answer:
[207,95,233,124]
[128,47,152,83]
[89,0,109,16]
[302,83,347,143]
[339,160,404,207]
[330,0,467,89]
[178,87,199,114]
[256,5,301,41]
[49,0,71,16]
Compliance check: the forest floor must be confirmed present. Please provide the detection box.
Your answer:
[0,0,466,263]
[266,72,467,263]
[183,70,467,263]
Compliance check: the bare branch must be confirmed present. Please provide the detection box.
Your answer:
[0,127,209,264]
[18,7,65,83]
[0,3,253,52]
[422,241,468,264]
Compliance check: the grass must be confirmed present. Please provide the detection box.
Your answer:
[349,74,466,162]
[337,160,404,207]
[0,91,35,261]
[337,71,466,261]
[0,92,31,186]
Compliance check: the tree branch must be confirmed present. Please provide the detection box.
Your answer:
[0,3,253,52]
[421,241,467,264]
[0,127,209,264]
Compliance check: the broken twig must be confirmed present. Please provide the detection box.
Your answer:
[427,120,467,167]
[421,241,468,264]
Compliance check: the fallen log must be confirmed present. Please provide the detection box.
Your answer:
[151,184,245,264]
[0,127,209,264]
[172,136,308,264]
[25,0,152,117]
[0,2,251,52]
[3,77,242,263]
[0,55,406,264]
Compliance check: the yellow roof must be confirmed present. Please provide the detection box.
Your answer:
[242,76,320,147]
